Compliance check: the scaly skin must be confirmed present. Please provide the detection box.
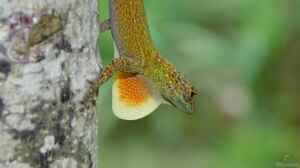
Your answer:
[87,0,198,113]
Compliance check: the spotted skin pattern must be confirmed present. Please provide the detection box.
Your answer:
[85,0,198,115]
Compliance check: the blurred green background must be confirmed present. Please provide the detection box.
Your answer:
[97,0,300,167]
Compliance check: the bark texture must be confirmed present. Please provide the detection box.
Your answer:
[0,0,100,167]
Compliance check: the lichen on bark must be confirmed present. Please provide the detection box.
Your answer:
[0,0,100,167]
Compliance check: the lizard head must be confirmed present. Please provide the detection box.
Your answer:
[162,71,198,113]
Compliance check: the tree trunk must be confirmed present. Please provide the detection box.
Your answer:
[0,0,100,167]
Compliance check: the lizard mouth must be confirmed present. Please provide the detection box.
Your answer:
[163,95,193,114]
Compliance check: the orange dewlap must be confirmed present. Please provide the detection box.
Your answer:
[116,72,150,106]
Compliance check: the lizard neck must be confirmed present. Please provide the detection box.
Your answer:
[143,53,174,87]
[110,0,158,59]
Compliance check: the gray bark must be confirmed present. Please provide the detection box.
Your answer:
[0,0,100,167]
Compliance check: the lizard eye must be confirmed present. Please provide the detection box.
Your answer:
[184,88,198,102]
[191,87,199,97]
[191,90,197,98]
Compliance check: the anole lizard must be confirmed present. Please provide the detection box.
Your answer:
[87,0,198,120]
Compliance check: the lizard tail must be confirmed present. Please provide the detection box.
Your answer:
[112,72,162,120]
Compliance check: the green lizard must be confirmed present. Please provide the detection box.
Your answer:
[87,0,198,120]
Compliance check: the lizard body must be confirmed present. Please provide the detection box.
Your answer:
[87,0,198,120]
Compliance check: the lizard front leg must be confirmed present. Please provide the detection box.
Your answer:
[84,56,142,103]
